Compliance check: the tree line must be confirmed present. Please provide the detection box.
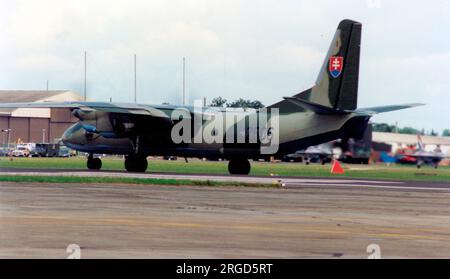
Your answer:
[209,97,264,109]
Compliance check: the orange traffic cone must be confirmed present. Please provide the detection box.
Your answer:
[331,160,345,174]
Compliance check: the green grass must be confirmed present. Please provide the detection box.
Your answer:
[0,174,277,188]
[0,157,450,183]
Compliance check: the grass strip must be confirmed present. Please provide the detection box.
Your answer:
[1,157,450,183]
[0,175,278,188]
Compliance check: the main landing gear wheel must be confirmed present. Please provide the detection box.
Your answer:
[125,155,148,172]
[87,156,102,170]
[228,158,251,175]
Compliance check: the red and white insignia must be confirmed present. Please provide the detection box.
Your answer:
[329,56,343,78]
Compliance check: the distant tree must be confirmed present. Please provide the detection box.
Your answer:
[372,123,429,135]
[227,98,250,108]
[227,98,264,109]
[398,127,420,135]
[209,97,227,107]
[442,129,450,137]
[372,123,396,133]
[248,100,264,109]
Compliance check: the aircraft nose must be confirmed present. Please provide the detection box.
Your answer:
[62,123,86,145]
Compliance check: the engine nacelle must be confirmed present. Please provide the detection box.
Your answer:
[72,108,96,121]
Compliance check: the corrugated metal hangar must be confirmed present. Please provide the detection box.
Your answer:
[373,132,450,154]
[0,90,83,144]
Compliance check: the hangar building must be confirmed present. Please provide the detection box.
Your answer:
[0,90,83,145]
[373,132,450,155]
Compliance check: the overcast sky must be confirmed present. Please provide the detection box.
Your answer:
[1,0,449,132]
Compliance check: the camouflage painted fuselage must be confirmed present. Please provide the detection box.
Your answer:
[61,103,370,159]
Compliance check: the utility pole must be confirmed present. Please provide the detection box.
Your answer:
[84,51,87,101]
[182,57,185,105]
[46,80,49,91]
[42,129,46,143]
[134,54,137,103]
[6,129,11,152]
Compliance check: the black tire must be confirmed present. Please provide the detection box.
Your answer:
[134,157,148,172]
[124,157,134,172]
[87,157,102,170]
[125,156,148,172]
[228,158,251,175]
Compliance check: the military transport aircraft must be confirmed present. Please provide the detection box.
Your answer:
[0,20,423,174]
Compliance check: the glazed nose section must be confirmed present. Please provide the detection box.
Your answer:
[62,123,86,145]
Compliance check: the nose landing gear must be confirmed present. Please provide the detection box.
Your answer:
[87,154,102,170]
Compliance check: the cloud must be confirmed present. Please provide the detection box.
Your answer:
[15,54,71,70]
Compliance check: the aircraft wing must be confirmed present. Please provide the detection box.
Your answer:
[355,103,425,115]
[0,101,172,119]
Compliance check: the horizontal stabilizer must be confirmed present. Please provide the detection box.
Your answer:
[283,97,350,114]
[355,103,424,115]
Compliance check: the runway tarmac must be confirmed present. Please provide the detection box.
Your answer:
[1,170,450,258]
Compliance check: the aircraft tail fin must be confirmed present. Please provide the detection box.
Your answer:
[308,19,361,110]
[270,19,362,112]
[417,134,425,151]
